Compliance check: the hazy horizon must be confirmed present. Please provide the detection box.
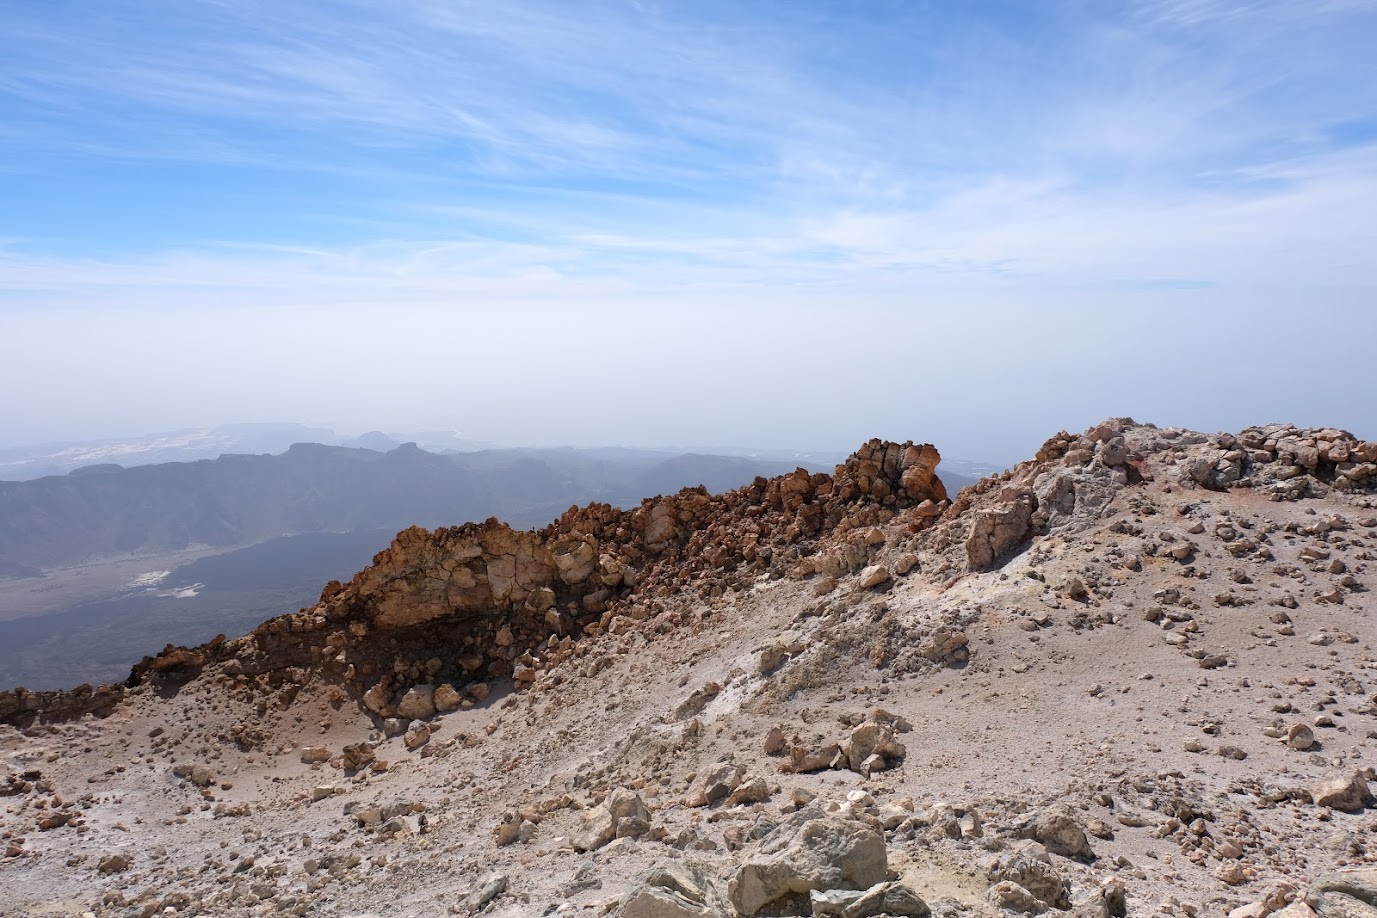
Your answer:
[4,3,1375,461]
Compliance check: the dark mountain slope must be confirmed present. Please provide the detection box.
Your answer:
[0,443,817,572]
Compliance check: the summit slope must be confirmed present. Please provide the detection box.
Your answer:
[1,420,1375,918]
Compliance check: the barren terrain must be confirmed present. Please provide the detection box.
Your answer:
[2,420,1374,918]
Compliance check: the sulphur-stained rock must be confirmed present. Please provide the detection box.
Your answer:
[553,539,598,584]
[172,763,215,788]
[147,646,206,673]
[1074,878,1128,918]
[97,853,132,874]
[727,777,772,807]
[811,882,930,918]
[525,585,557,611]
[1289,723,1316,751]
[989,881,1048,915]
[464,872,508,912]
[37,812,71,830]
[921,628,969,666]
[727,810,887,916]
[764,727,788,756]
[403,723,431,750]
[840,722,905,773]
[1271,905,1319,918]
[620,862,721,918]
[788,742,846,774]
[833,439,948,507]
[643,503,680,550]
[493,812,521,847]
[299,746,331,765]
[1314,772,1375,812]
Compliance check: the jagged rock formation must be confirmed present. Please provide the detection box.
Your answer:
[1,438,949,728]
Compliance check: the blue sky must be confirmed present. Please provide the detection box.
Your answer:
[2,1,1376,457]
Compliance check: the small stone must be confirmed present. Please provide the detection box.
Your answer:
[98,853,132,874]
[465,872,508,911]
[763,727,787,756]
[1287,724,1315,751]
[299,747,331,765]
[858,565,891,590]
[493,814,521,847]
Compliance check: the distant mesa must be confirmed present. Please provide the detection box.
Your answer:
[342,431,402,451]
[69,463,124,475]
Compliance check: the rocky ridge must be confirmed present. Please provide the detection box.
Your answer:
[2,420,1376,918]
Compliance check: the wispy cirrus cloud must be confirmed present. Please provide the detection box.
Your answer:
[1,0,1375,302]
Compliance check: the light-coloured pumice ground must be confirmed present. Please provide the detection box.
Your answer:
[2,419,1375,918]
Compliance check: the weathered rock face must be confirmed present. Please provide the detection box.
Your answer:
[965,488,1034,571]
[832,440,948,508]
[1014,809,1095,860]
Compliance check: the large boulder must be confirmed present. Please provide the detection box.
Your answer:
[1313,772,1375,813]
[727,810,887,916]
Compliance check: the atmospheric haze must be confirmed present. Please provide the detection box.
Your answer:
[3,1,1376,462]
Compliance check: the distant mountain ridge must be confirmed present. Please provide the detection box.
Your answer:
[0,442,839,573]
[0,423,493,481]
